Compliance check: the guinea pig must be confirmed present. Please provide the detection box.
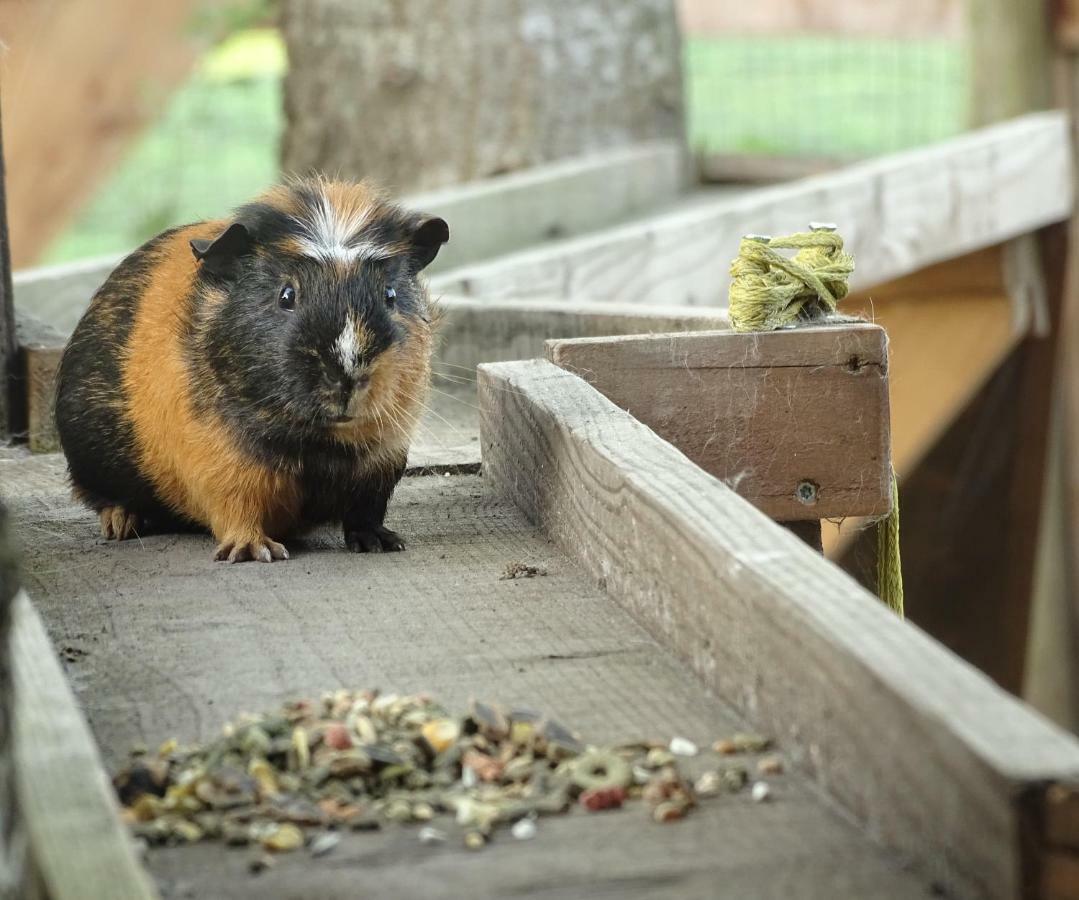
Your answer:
[54,177,449,563]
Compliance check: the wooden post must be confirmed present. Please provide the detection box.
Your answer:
[0,94,15,440]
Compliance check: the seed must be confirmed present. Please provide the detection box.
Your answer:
[421,719,460,754]
[170,819,203,843]
[751,781,771,803]
[645,748,674,769]
[464,831,486,851]
[712,739,737,755]
[309,832,341,857]
[721,766,748,793]
[579,786,626,812]
[652,801,684,823]
[668,737,698,757]
[384,799,413,823]
[694,771,723,797]
[260,823,305,852]
[412,802,435,821]
[511,818,537,840]
[353,715,378,745]
[324,723,353,751]
[291,727,310,771]
[733,733,772,753]
[757,755,783,776]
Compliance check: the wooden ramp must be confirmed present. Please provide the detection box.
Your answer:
[3,454,931,900]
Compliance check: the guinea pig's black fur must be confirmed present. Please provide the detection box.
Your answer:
[55,177,448,563]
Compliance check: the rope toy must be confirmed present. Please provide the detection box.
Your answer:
[728,224,904,617]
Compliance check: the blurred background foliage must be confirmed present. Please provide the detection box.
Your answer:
[42,12,967,265]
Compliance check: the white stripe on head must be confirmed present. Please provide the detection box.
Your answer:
[293,192,393,263]
[334,313,362,375]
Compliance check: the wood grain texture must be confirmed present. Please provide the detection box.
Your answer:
[413,142,686,274]
[14,313,63,453]
[478,358,1079,899]
[436,113,1073,305]
[11,591,157,900]
[1,457,932,900]
[1043,851,1079,900]
[0,92,15,439]
[545,324,891,520]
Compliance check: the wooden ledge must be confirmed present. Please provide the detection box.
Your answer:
[477,358,1079,899]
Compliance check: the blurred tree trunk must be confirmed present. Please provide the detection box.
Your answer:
[280,0,685,192]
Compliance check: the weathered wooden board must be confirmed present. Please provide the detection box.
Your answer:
[546,323,890,521]
[11,590,157,900]
[477,358,1079,899]
[677,0,963,38]
[435,113,1073,306]
[2,455,933,900]
[14,313,63,453]
[415,142,685,274]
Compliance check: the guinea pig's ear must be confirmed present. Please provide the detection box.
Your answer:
[190,223,253,277]
[408,216,449,271]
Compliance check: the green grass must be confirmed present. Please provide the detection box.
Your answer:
[685,35,968,158]
[43,30,286,264]
[45,31,969,264]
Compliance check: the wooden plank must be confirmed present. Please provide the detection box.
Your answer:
[696,153,844,185]
[1047,785,1079,850]
[1058,0,1079,49]
[14,314,63,453]
[12,142,686,335]
[545,324,891,520]
[0,92,15,439]
[1043,851,1079,899]
[477,358,1079,899]
[676,0,964,39]
[11,591,157,900]
[414,142,685,274]
[433,113,1073,305]
[3,458,934,900]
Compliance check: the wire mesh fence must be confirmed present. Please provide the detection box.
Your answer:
[42,4,972,266]
[685,32,968,161]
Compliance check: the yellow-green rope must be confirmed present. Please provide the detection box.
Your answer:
[727,226,904,617]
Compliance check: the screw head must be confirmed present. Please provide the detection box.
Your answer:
[796,481,819,505]
[743,233,772,243]
[808,221,837,233]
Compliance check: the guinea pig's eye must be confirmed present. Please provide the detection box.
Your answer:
[385,286,397,306]
[279,285,297,311]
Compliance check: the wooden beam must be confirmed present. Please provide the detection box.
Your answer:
[1057,0,1079,50]
[696,153,844,185]
[433,113,1073,305]
[676,0,964,39]
[0,92,15,440]
[545,324,891,521]
[12,592,157,900]
[414,142,686,275]
[969,0,1053,126]
[14,314,64,453]
[477,358,1079,899]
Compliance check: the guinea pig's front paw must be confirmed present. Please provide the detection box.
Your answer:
[99,505,141,541]
[213,535,290,564]
[345,525,406,553]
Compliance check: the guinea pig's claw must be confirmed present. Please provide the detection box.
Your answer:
[213,537,289,563]
[99,506,141,541]
[345,525,406,553]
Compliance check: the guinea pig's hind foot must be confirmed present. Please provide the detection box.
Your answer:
[99,505,141,541]
[345,525,406,554]
[213,535,290,564]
